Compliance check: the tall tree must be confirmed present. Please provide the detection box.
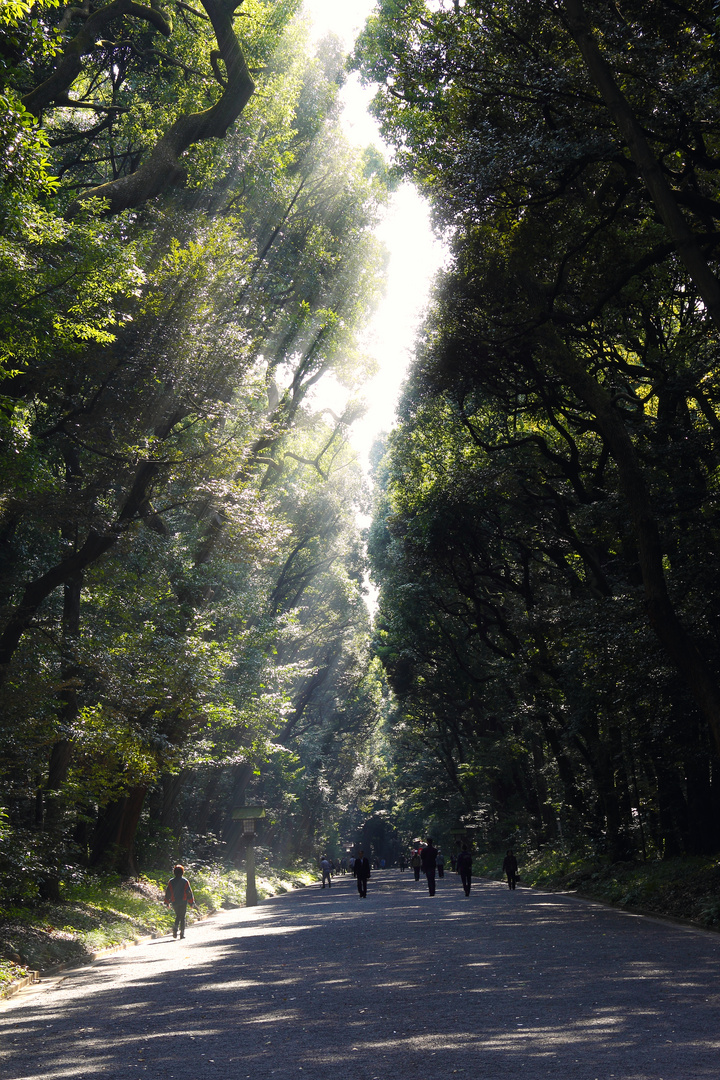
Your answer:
[0,7,390,892]
[356,0,720,856]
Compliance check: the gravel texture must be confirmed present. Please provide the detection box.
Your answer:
[2,870,720,1079]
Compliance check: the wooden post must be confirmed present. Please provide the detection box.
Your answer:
[231,806,265,908]
[245,833,257,908]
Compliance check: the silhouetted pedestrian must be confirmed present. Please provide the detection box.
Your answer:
[355,849,371,897]
[164,865,195,939]
[421,838,438,896]
[456,844,472,896]
[502,849,518,889]
[410,850,421,881]
[320,856,332,888]
[436,850,445,878]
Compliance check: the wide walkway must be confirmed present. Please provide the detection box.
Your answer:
[2,870,720,1079]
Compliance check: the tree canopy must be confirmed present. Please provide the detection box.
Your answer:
[4,0,720,900]
[354,0,720,860]
[0,0,394,898]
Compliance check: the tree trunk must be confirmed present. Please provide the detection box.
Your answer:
[38,565,83,901]
[222,764,254,860]
[90,785,147,874]
[114,785,147,876]
[91,799,127,868]
[189,769,221,835]
[541,327,720,756]
[652,759,687,858]
[159,771,189,829]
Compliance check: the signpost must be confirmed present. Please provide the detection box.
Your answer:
[231,806,265,907]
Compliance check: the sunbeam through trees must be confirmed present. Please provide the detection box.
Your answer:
[2,0,720,925]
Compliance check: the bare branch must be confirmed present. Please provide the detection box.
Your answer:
[174,0,210,18]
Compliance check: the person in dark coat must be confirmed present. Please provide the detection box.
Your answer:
[502,849,518,889]
[164,864,195,938]
[355,850,371,897]
[456,844,472,896]
[420,838,438,896]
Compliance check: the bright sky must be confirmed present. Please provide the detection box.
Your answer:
[302,0,447,469]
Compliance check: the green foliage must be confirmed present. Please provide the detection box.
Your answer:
[359,0,720,861]
[517,848,720,928]
[0,0,391,892]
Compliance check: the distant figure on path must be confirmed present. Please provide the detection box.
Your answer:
[355,850,371,897]
[398,854,407,871]
[164,864,195,939]
[436,850,445,878]
[421,838,438,896]
[320,856,332,888]
[410,850,422,881]
[456,844,472,896]
[502,849,518,890]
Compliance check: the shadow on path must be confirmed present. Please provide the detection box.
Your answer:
[2,872,719,1079]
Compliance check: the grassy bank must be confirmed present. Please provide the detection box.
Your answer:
[474,848,720,929]
[0,864,314,998]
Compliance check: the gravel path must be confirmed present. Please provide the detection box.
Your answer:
[2,871,720,1080]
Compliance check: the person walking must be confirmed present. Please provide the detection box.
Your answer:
[436,850,445,878]
[456,844,472,896]
[502,849,518,889]
[355,849,371,897]
[410,850,422,882]
[164,864,195,939]
[320,856,332,888]
[420,837,438,896]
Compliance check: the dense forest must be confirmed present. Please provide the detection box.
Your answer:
[2,0,720,906]
[356,0,720,862]
[0,0,397,901]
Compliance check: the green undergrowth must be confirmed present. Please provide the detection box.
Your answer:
[0,864,314,995]
[475,847,720,928]
[0,958,33,996]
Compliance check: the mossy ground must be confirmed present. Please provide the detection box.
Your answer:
[474,848,720,928]
[0,864,314,997]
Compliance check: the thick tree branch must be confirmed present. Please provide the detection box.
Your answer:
[562,0,720,332]
[66,0,254,215]
[21,0,172,118]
